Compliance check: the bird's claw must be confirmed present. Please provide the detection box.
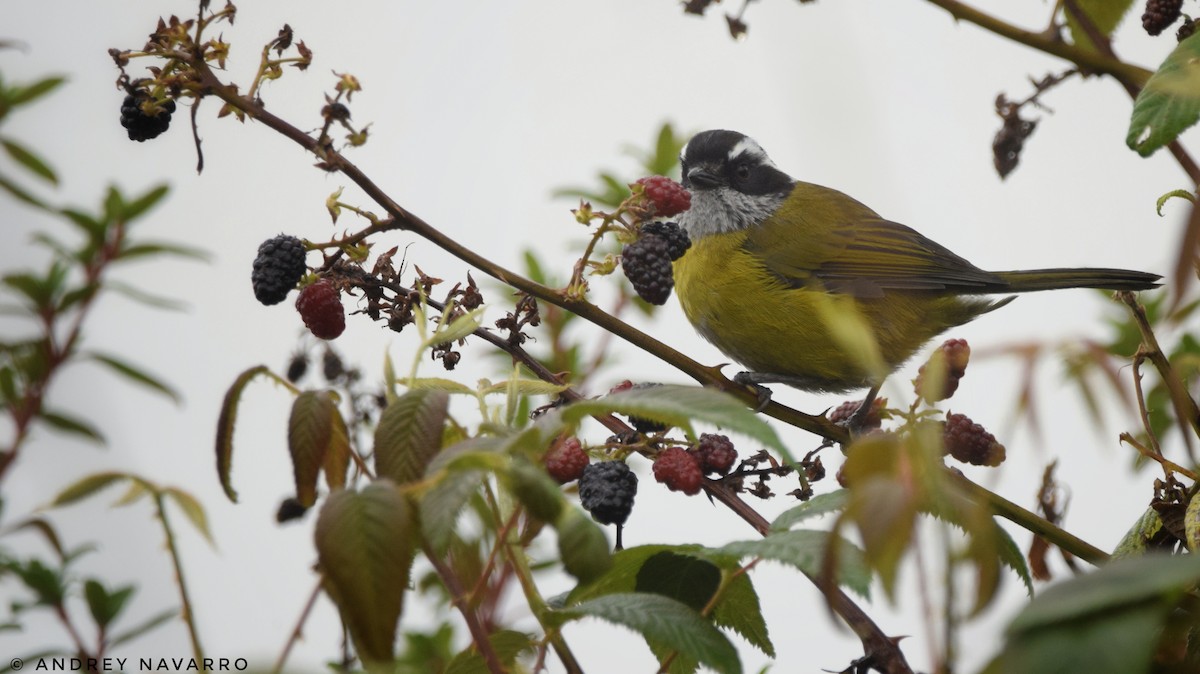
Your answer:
[733,371,773,412]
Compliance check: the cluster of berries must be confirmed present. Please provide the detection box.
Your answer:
[914,338,971,403]
[120,92,176,142]
[1142,0,1183,35]
[622,177,692,306]
[250,234,345,340]
[943,413,1006,466]
[652,433,739,496]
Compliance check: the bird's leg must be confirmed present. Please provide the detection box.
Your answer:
[842,383,881,439]
[733,371,776,412]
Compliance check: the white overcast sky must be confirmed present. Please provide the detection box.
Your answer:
[0,2,1190,673]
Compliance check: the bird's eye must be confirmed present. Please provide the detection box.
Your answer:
[733,164,751,181]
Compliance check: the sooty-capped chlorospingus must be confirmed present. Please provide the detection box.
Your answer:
[672,129,1160,410]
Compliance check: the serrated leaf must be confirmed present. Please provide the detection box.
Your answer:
[87,352,179,403]
[374,389,449,485]
[429,306,485,345]
[420,468,485,554]
[444,630,535,674]
[770,489,849,531]
[215,365,272,503]
[288,391,339,507]
[563,385,789,460]
[713,529,871,599]
[998,554,1200,674]
[108,608,177,648]
[49,472,131,507]
[1128,33,1200,157]
[555,593,742,674]
[315,482,416,666]
[405,377,475,396]
[555,507,613,584]
[161,487,214,546]
[568,544,722,604]
[323,408,350,493]
[480,378,568,397]
[1,138,56,184]
[1113,508,1164,559]
[711,571,773,658]
[635,551,721,612]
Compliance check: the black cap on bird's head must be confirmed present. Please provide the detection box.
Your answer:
[678,130,795,238]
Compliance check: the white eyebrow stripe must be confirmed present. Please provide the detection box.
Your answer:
[727,137,775,167]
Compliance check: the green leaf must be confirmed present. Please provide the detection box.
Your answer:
[117,241,210,263]
[404,377,475,396]
[0,173,49,210]
[49,472,136,507]
[555,593,742,674]
[555,507,613,584]
[563,385,789,460]
[215,365,273,502]
[87,352,179,403]
[770,489,849,531]
[420,468,485,554]
[7,76,66,106]
[374,389,449,485]
[9,559,65,606]
[634,551,721,612]
[443,630,535,674]
[0,517,66,561]
[480,377,568,397]
[1112,508,1164,559]
[1127,33,1200,157]
[288,391,341,507]
[998,554,1200,674]
[315,482,416,666]
[505,456,565,523]
[38,409,105,445]
[713,529,871,598]
[711,571,774,658]
[1064,0,1135,51]
[84,579,135,630]
[105,280,189,311]
[108,608,178,648]
[118,184,170,222]
[58,208,104,237]
[161,487,215,546]
[1,138,56,184]
[1156,188,1195,215]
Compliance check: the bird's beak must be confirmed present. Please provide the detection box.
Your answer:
[685,166,722,190]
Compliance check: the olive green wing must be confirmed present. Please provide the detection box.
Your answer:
[742,181,1006,298]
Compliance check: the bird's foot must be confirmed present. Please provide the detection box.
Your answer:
[733,371,774,412]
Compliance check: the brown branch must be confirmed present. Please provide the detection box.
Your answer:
[423,542,507,674]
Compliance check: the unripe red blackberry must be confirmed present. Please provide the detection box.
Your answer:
[295,280,346,340]
[641,221,691,261]
[915,339,971,403]
[252,234,308,305]
[120,92,176,142]
[943,413,1006,467]
[622,235,675,305]
[578,461,637,526]
[828,397,887,431]
[1144,0,1183,35]
[653,446,703,495]
[635,176,691,218]
[693,433,738,476]
[545,436,590,484]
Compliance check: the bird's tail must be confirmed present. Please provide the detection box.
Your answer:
[994,268,1161,293]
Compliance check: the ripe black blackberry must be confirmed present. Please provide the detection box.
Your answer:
[1179,16,1197,41]
[622,235,674,305]
[641,222,691,261]
[943,413,1006,467]
[252,234,308,305]
[578,461,637,526]
[120,92,176,142]
[1144,0,1183,35]
[616,382,670,433]
[276,497,308,523]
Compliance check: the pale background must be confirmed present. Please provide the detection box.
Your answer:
[0,2,1187,672]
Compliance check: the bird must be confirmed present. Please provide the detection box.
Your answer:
[671,129,1160,414]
